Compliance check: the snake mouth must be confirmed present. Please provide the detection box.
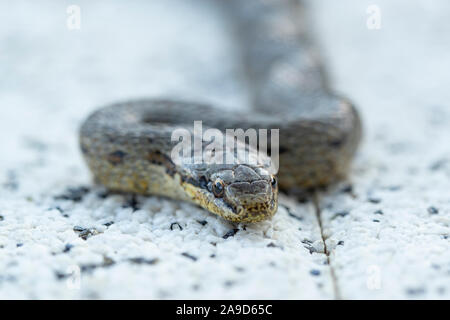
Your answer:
[224,183,278,223]
[231,197,278,223]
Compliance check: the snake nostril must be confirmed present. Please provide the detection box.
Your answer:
[235,206,244,215]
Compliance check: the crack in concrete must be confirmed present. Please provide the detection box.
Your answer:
[312,192,341,299]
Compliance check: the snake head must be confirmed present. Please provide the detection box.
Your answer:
[184,164,278,223]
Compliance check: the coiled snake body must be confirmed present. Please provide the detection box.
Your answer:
[80,0,362,222]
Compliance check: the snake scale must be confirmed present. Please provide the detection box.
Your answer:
[80,0,362,222]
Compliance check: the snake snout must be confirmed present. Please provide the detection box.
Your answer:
[224,179,277,222]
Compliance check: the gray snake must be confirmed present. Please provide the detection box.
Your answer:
[79,0,362,222]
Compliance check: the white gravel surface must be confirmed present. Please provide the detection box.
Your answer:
[310,0,450,299]
[0,0,449,299]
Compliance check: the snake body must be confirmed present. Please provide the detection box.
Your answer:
[79,0,362,222]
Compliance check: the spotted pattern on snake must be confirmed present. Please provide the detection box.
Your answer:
[79,0,362,223]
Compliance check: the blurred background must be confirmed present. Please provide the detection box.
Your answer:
[1,0,449,299]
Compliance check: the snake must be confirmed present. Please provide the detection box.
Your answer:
[79,0,362,223]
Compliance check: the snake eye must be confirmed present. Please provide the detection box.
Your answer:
[271,176,277,187]
[212,179,225,197]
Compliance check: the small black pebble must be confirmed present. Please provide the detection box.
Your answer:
[310,269,321,276]
[337,241,344,246]
[129,257,158,265]
[428,206,439,215]
[63,244,73,253]
[54,186,90,202]
[332,211,349,219]
[210,254,216,258]
[73,226,99,240]
[196,220,207,226]
[0,215,4,221]
[97,191,110,199]
[16,243,23,247]
[374,210,384,215]
[170,222,183,231]
[267,242,277,248]
[341,185,353,193]
[373,219,380,223]
[181,252,197,261]
[223,228,239,239]
[55,271,69,280]
[103,221,114,227]
[368,197,381,204]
